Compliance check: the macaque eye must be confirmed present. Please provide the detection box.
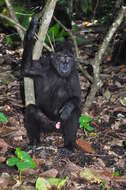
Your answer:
[66,57,71,62]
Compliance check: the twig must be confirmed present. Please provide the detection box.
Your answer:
[0,13,26,32]
[4,0,24,41]
[0,13,53,52]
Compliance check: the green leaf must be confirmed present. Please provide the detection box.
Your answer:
[36,177,51,190]
[0,112,8,124]
[79,114,92,124]
[84,124,94,132]
[59,28,68,38]
[7,157,19,166]
[113,170,120,177]
[46,22,68,44]
[15,147,23,159]
[79,114,94,132]
[22,151,34,162]
[5,35,13,45]
[46,23,60,43]
[49,23,60,37]
[7,148,35,172]
[15,148,32,161]
[16,160,35,172]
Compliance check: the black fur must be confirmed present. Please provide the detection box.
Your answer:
[22,16,81,152]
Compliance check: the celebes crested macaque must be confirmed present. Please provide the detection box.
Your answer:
[22,15,81,154]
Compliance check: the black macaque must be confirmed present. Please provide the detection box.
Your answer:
[22,16,81,154]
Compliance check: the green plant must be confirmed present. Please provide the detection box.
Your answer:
[46,23,68,45]
[100,181,106,190]
[79,114,94,132]
[0,112,8,124]
[113,169,120,177]
[12,1,33,28]
[101,181,114,190]
[7,147,35,182]
[1,2,33,44]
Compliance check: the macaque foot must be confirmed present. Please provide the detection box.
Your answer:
[57,147,74,157]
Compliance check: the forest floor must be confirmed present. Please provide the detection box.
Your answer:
[0,23,126,190]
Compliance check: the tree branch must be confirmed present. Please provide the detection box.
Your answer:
[0,13,53,52]
[85,6,126,110]
[0,13,26,32]
[4,0,24,41]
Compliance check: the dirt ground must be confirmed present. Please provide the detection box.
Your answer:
[0,26,126,190]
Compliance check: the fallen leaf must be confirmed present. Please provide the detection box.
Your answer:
[104,90,111,101]
[3,105,11,112]
[0,156,6,163]
[91,121,99,128]
[0,126,17,137]
[80,167,102,184]
[76,138,95,154]
[22,169,36,176]
[120,97,126,106]
[66,161,82,178]
[80,167,126,185]
[113,106,126,112]
[40,168,58,178]
[0,173,16,189]
[0,138,9,154]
